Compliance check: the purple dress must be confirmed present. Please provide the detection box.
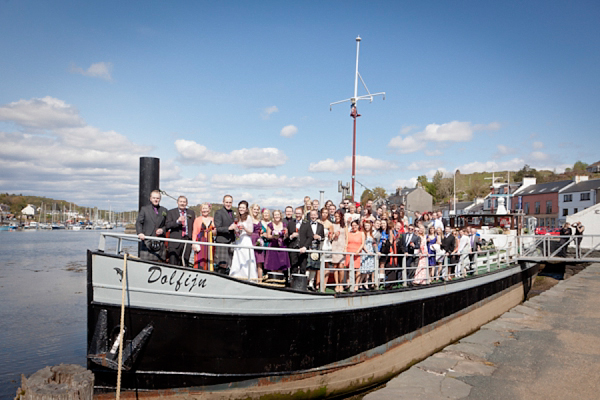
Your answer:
[264,222,291,271]
[252,222,266,264]
[427,236,437,266]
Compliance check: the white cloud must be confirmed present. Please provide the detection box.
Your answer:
[261,106,279,120]
[388,135,426,154]
[389,120,500,154]
[210,173,322,189]
[175,139,287,168]
[407,160,442,171]
[309,155,396,174]
[280,124,298,138]
[456,158,525,174]
[425,149,443,157]
[70,62,113,81]
[533,141,544,149]
[0,96,84,129]
[0,96,150,209]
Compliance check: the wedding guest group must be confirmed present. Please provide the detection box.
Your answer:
[136,191,484,290]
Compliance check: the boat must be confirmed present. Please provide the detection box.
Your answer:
[87,232,538,398]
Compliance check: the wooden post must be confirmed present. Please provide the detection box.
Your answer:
[16,364,93,400]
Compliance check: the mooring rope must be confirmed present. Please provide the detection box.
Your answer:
[116,253,128,399]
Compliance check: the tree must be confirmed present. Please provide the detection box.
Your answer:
[573,160,588,172]
[360,189,374,205]
[466,180,488,199]
[372,187,387,201]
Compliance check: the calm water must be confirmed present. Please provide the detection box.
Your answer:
[0,228,131,398]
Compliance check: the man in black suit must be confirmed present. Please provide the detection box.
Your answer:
[165,196,196,267]
[214,194,236,274]
[136,190,167,262]
[286,206,311,275]
[400,225,420,285]
[440,226,456,279]
[305,210,325,290]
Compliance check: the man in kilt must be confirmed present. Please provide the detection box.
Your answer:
[214,194,236,274]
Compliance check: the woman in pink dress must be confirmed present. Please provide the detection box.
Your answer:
[191,203,215,270]
[413,227,430,285]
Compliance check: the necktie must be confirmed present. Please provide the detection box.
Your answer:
[181,210,187,236]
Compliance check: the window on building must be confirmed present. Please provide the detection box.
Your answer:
[546,200,552,214]
[581,192,591,201]
[564,194,572,202]
[551,218,555,228]
[525,202,530,214]
[535,201,540,214]
[563,208,569,216]
[574,208,578,214]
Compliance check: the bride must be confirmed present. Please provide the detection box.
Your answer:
[229,200,258,280]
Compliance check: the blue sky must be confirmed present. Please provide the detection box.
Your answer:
[1,1,598,210]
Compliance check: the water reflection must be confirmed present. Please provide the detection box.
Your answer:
[0,229,127,397]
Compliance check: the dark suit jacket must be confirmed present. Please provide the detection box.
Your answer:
[441,234,456,254]
[136,204,167,237]
[302,221,325,250]
[399,232,420,255]
[286,219,308,249]
[214,207,235,244]
[165,208,196,248]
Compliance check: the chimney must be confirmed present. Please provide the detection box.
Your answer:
[574,175,589,184]
[522,177,536,188]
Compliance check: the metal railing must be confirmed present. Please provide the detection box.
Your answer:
[97,232,525,293]
[519,234,600,261]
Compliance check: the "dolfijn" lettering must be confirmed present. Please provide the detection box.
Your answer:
[147,266,207,292]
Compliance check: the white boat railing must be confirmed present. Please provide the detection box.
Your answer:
[519,234,600,261]
[97,232,528,293]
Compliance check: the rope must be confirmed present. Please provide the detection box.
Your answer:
[116,253,128,399]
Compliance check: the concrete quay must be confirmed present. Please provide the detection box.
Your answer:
[366,263,600,400]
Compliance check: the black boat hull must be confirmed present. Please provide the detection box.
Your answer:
[87,251,538,396]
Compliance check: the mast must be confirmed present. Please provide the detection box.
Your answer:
[330,36,385,202]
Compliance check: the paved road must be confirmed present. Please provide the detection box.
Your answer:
[366,263,600,400]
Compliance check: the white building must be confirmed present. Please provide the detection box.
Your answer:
[21,204,37,217]
[558,178,600,225]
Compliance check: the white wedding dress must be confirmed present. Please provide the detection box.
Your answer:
[229,217,258,280]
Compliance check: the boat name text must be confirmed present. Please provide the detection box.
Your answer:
[147,266,207,292]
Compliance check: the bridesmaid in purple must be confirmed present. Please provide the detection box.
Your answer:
[250,204,265,280]
[264,210,291,272]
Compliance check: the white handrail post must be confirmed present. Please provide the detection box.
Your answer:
[319,257,326,293]
[425,251,430,283]
[487,250,491,272]
[474,251,479,275]
[401,255,407,287]
[443,255,448,281]
[374,253,380,288]
[350,255,355,292]
[117,237,123,255]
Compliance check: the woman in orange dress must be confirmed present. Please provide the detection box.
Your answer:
[345,219,365,291]
[191,203,215,270]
